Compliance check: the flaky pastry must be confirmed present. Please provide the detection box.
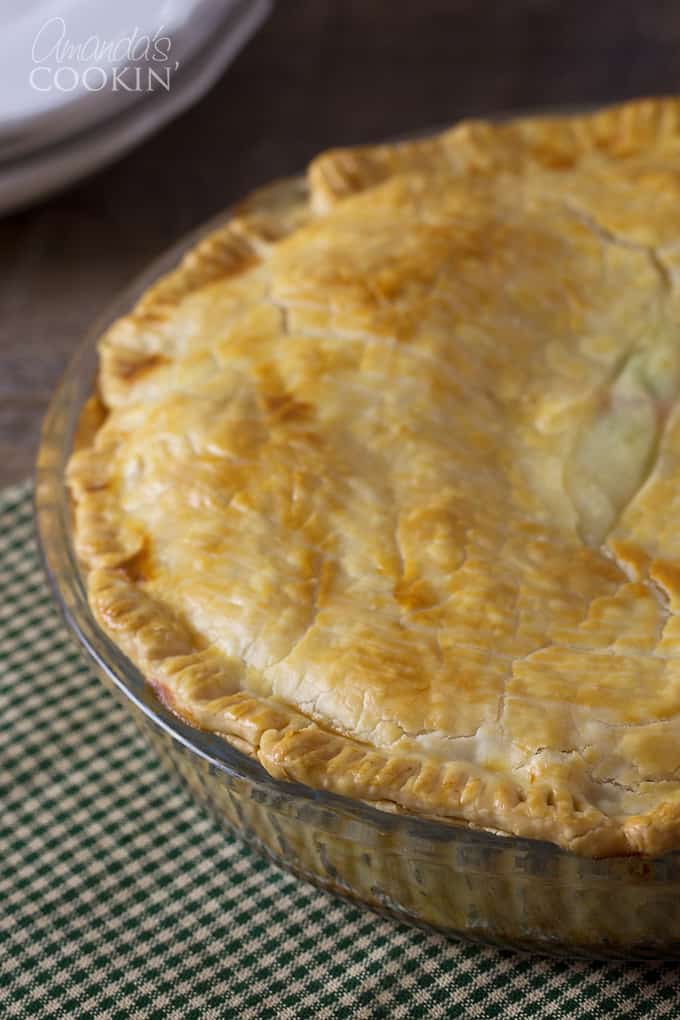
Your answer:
[68,99,680,856]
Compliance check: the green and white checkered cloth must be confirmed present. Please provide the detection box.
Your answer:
[2,479,680,1019]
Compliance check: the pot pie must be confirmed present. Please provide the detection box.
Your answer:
[68,97,680,858]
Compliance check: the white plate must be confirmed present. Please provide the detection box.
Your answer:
[0,0,272,216]
[0,0,261,162]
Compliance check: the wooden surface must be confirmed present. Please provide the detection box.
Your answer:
[3,0,680,486]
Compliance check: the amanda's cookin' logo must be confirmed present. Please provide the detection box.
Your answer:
[30,17,179,93]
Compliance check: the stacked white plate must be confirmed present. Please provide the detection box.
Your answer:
[0,0,272,215]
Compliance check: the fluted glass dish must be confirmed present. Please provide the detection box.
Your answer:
[34,188,680,962]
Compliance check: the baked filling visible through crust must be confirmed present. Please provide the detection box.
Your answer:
[68,98,680,856]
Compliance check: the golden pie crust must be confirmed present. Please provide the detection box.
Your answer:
[68,98,680,856]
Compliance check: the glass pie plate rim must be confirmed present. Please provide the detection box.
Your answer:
[33,159,680,961]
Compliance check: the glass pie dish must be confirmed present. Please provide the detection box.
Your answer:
[35,186,680,963]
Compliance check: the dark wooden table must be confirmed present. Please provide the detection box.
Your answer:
[4,0,680,487]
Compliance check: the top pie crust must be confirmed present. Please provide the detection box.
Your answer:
[68,98,680,856]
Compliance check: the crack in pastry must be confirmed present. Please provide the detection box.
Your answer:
[69,98,680,856]
[565,332,680,546]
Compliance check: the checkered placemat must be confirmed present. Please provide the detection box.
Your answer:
[2,480,680,1019]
